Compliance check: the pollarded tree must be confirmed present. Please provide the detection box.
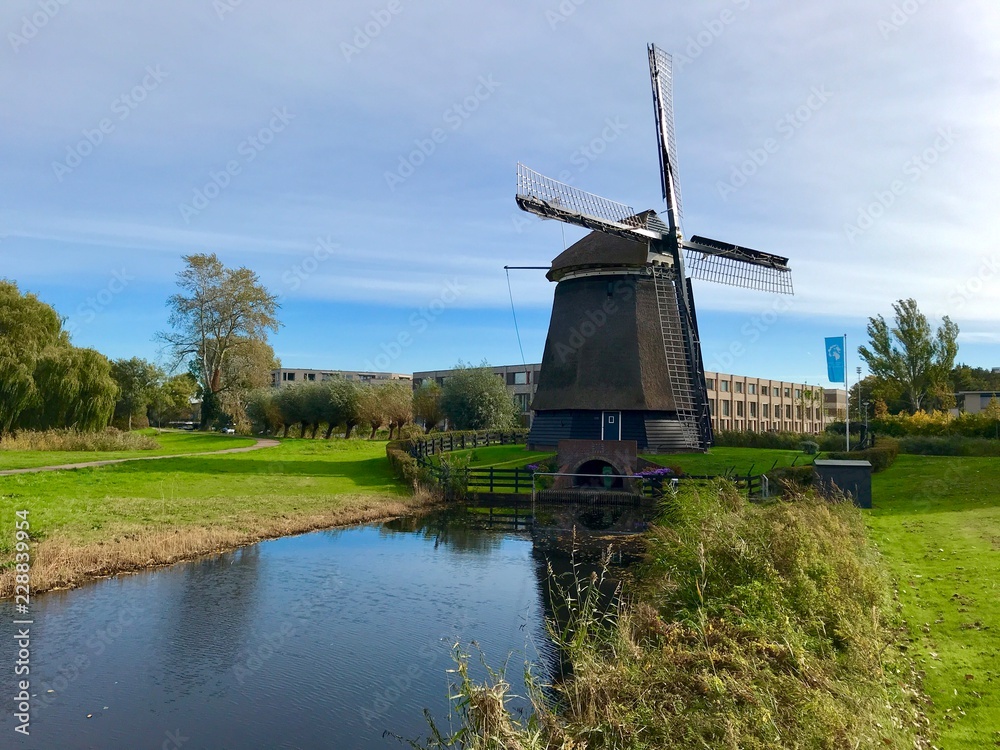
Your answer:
[858,298,959,414]
[324,378,361,439]
[246,387,283,434]
[440,362,519,431]
[275,384,311,437]
[158,253,281,428]
[382,381,414,439]
[357,383,387,439]
[413,381,444,433]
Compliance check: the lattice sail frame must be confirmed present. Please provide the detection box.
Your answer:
[685,248,794,294]
[648,44,683,227]
[516,163,662,242]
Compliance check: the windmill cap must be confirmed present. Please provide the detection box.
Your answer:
[547,209,667,281]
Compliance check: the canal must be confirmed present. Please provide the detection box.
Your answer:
[0,511,562,749]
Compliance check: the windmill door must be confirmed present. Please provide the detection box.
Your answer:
[602,411,621,441]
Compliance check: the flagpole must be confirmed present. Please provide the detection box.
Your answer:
[844,333,850,452]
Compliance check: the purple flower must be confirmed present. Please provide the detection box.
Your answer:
[637,466,675,478]
[526,463,541,472]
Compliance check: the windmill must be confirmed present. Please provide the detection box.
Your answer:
[517,44,793,453]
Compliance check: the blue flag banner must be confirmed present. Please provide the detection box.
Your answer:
[825,336,846,383]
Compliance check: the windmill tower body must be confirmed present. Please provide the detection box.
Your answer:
[527,216,711,452]
[517,46,793,453]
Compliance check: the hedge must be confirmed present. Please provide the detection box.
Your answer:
[897,435,1000,457]
[386,439,427,487]
[715,430,843,452]
[826,439,899,473]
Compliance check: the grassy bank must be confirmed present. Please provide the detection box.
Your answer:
[436,444,999,745]
[428,484,929,749]
[0,437,420,597]
[869,455,1000,745]
[0,429,257,471]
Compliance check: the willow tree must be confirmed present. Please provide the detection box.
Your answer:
[158,254,280,427]
[0,281,63,433]
[858,298,959,414]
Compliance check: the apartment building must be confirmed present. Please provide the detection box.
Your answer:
[956,390,1000,414]
[412,364,843,434]
[271,368,411,387]
[705,371,832,434]
[412,364,541,424]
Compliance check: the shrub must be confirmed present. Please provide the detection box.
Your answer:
[800,440,819,454]
[768,464,814,491]
[897,435,1000,457]
[0,428,159,452]
[385,439,426,488]
[714,430,817,450]
[827,438,899,472]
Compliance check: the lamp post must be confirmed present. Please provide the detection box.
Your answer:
[856,366,862,423]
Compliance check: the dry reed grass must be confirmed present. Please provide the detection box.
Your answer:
[0,428,159,452]
[0,490,437,598]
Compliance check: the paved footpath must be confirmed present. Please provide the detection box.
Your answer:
[0,438,280,476]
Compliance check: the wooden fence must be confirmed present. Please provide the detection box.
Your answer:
[408,430,772,500]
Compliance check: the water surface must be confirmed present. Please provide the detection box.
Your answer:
[1,514,552,749]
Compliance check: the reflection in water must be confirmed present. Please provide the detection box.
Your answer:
[0,506,645,749]
[0,515,552,750]
[381,511,507,554]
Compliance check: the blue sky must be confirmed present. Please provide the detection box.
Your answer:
[3,0,999,392]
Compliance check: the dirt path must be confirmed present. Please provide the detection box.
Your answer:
[0,438,281,476]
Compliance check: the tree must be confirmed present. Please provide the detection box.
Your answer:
[246,387,284,435]
[382,381,414,439]
[149,373,199,427]
[19,346,117,431]
[413,381,444,433]
[0,281,63,434]
[1,281,117,433]
[440,362,519,431]
[211,337,280,430]
[158,253,280,428]
[111,358,163,430]
[858,299,959,414]
[358,384,387,439]
[324,379,361,439]
[275,385,310,437]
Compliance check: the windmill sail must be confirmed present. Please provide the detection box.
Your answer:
[683,236,793,294]
[648,44,682,231]
[516,163,663,242]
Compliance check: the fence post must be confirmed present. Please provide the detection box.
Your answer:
[489,467,495,493]
[461,433,466,449]
[514,469,520,493]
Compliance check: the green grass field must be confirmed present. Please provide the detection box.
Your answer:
[868,455,1000,746]
[0,437,406,552]
[0,429,257,471]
